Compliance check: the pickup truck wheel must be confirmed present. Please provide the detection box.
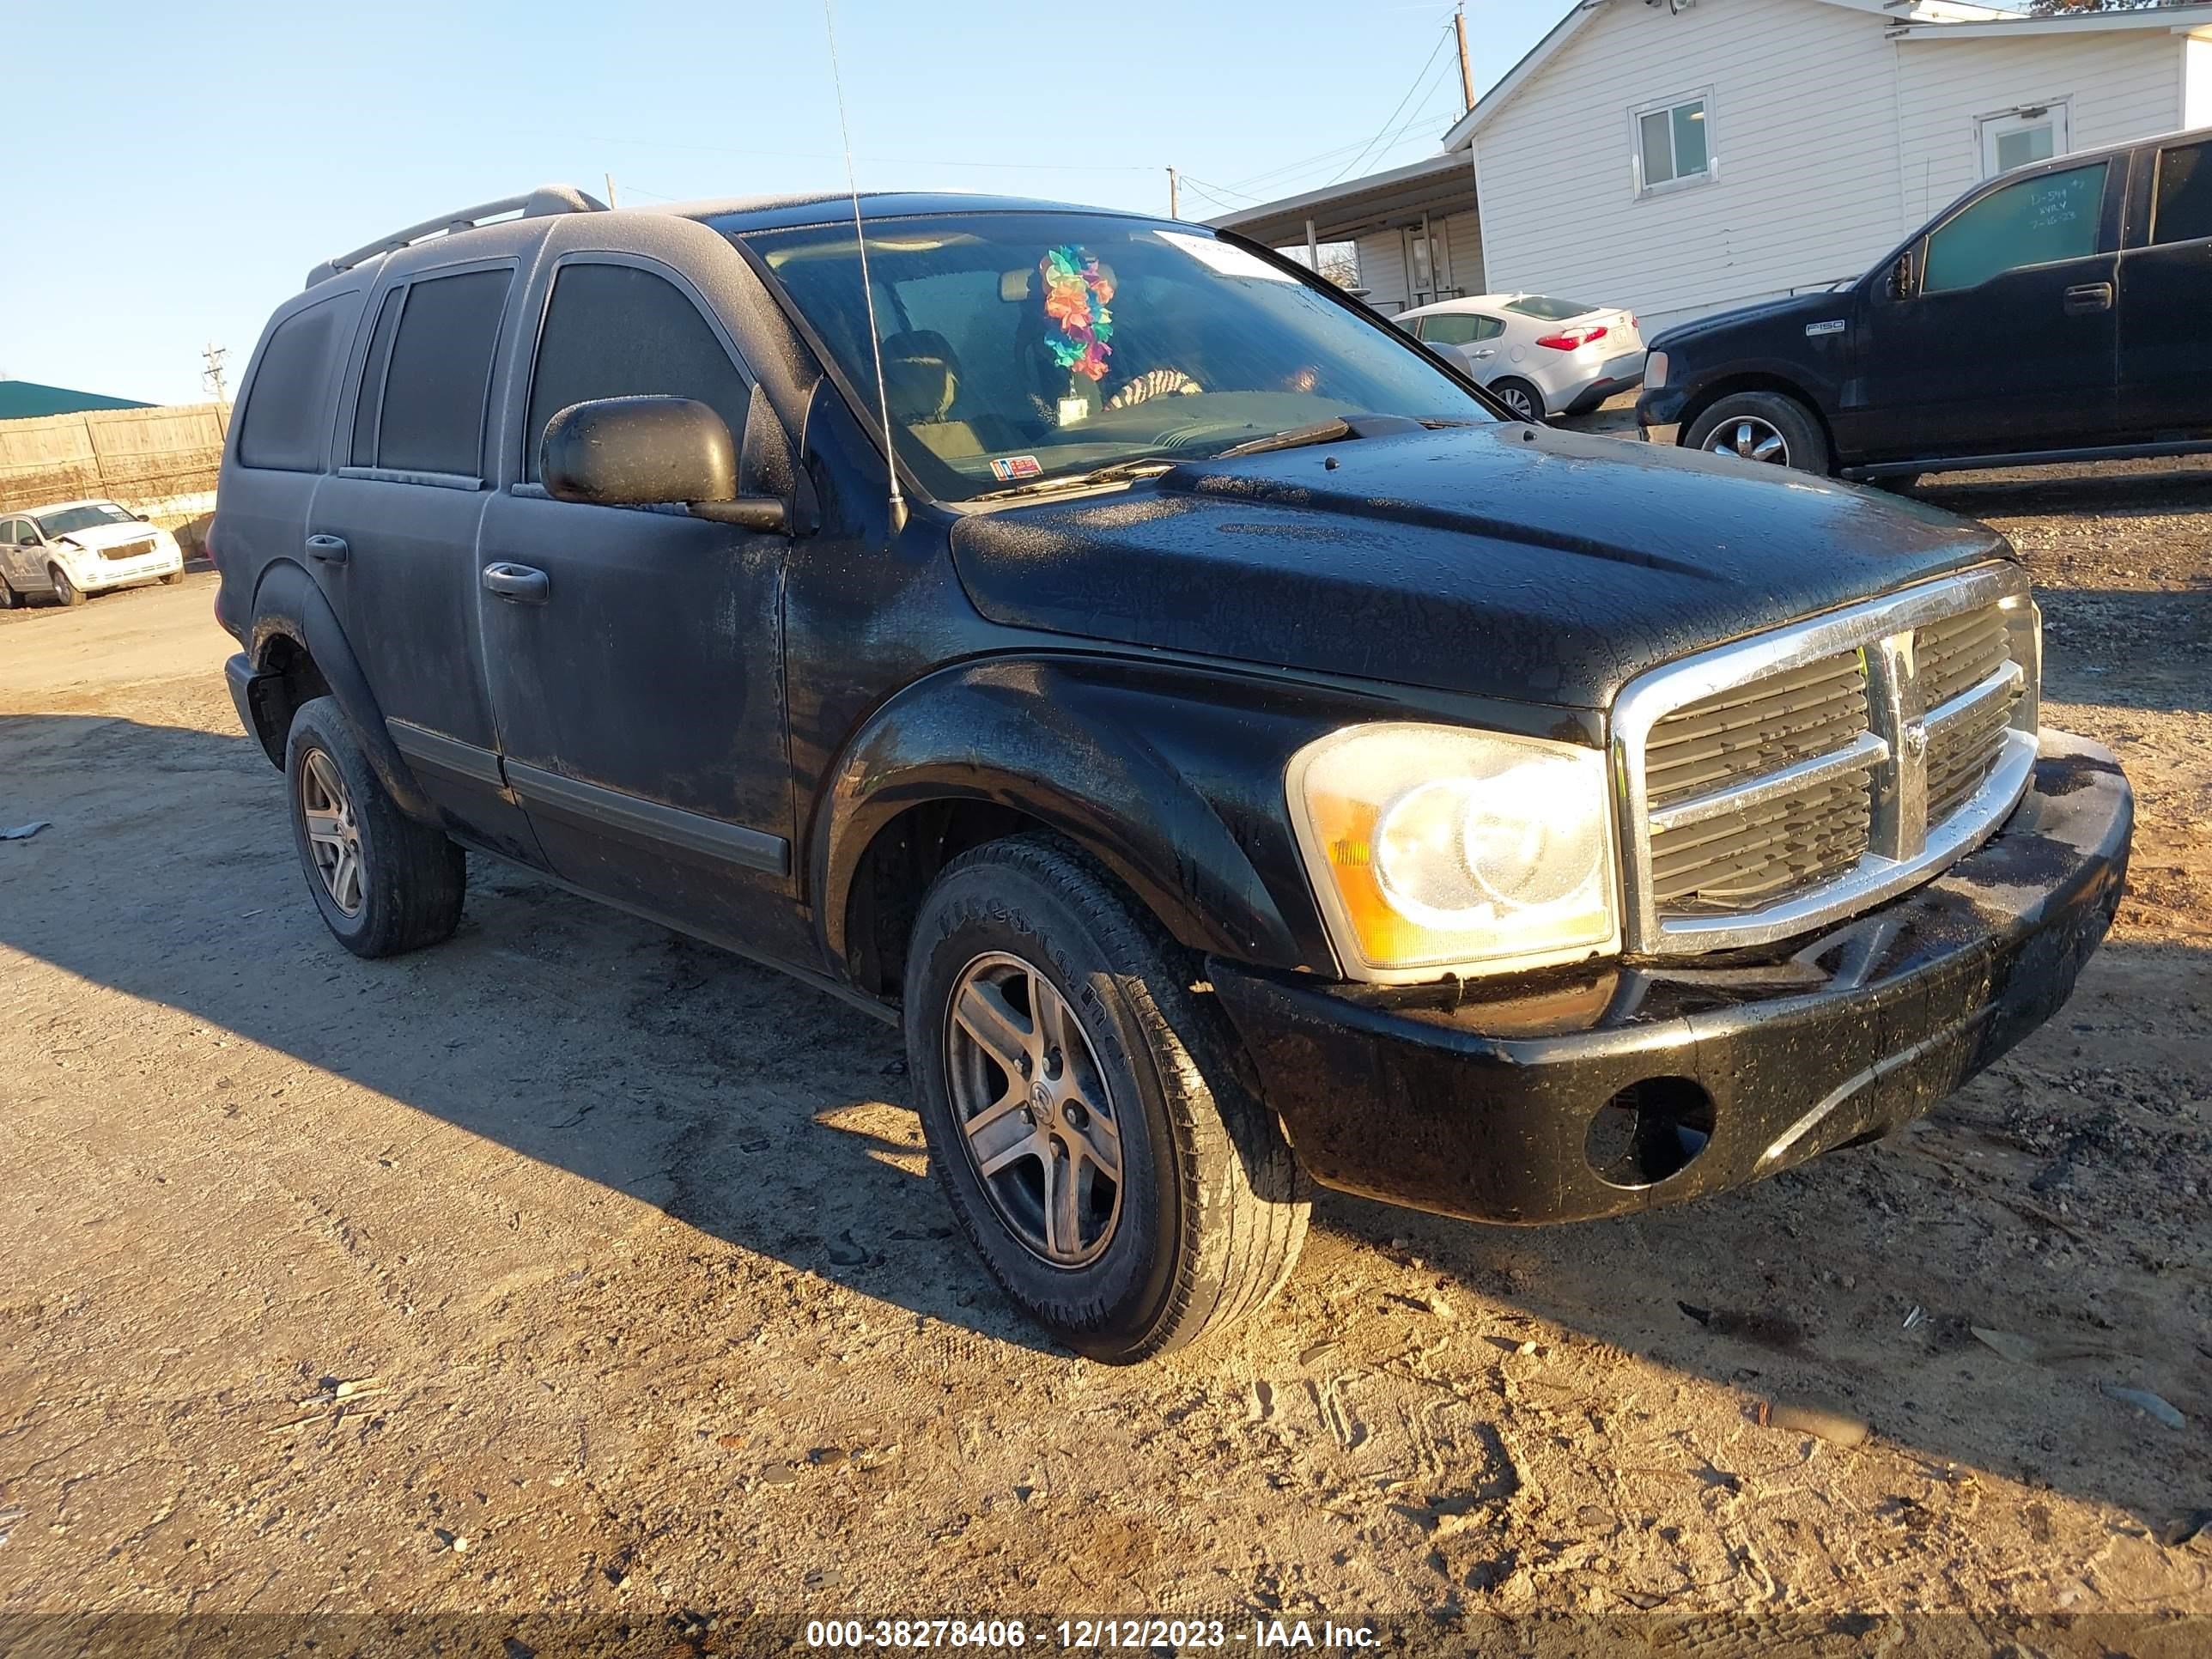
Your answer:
[1685,392,1831,475]
[284,696,465,958]
[906,836,1310,1362]
[49,566,84,607]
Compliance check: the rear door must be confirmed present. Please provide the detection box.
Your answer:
[2117,134,2212,438]
[1856,158,2120,459]
[1413,312,1505,377]
[475,248,795,945]
[311,259,542,860]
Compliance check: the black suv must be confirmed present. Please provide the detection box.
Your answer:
[1638,126,2212,482]
[214,184,2131,1361]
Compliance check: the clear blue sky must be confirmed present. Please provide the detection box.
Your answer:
[4,0,1571,406]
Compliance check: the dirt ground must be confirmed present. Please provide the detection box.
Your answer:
[1,461,2207,1651]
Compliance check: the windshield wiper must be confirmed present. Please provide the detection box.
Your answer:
[1213,418,1352,459]
[969,457,1180,503]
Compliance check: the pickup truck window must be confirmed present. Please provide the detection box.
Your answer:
[2153,140,2212,246]
[1923,162,2106,295]
[523,262,751,483]
[737,212,1491,503]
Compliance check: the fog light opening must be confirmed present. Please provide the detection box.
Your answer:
[1586,1078,1716,1188]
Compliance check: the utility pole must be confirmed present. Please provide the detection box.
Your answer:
[201,342,229,404]
[605,172,619,208]
[1455,3,1475,113]
[1166,166,1179,220]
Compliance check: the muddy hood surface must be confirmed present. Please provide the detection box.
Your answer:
[951,423,2008,709]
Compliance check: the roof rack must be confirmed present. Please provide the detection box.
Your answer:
[305,184,607,289]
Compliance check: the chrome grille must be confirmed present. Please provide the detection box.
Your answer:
[1612,568,2040,956]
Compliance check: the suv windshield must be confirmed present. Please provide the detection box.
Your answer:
[1502,295,1596,321]
[36,503,135,537]
[735,212,1492,502]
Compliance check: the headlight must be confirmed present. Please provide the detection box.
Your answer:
[1644,350,1668,391]
[1287,723,1620,980]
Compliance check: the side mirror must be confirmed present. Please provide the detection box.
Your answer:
[1887,250,1916,301]
[541,396,789,533]
[133,512,151,522]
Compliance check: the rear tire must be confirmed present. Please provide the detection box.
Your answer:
[1491,377,1547,424]
[284,696,465,959]
[1685,391,1832,475]
[905,834,1310,1363]
[49,566,84,607]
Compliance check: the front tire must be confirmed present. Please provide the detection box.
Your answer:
[284,696,465,958]
[0,575,16,610]
[905,835,1310,1363]
[161,568,186,586]
[49,566,84,607]
[1685,391,1832,475]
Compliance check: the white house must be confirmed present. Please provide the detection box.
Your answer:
[1212,0,2212,331]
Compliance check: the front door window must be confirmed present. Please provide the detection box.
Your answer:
[1922,161,2106,295]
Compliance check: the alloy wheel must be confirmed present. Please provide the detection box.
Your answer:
[300,749,365,916]
[1498,386,1540,422]
[944,950,1123,1267]
[1708,416,1790,465]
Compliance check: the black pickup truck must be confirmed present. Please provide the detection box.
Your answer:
[1638,125,2212,483]
[212,185,2131,1361]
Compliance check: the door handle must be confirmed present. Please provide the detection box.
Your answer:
[305,533,349,565]
[2063,282,2113,315]
[482,562,550,604]
[1472,348,1497,359]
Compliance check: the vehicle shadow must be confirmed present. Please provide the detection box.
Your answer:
[3,711,2205,1523]
[1915,458,2212,519]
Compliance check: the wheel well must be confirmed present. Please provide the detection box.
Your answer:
[1675,374,1832,450]
[246,632,333,763]
[842,799,1049,1001]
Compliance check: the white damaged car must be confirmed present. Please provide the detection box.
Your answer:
[0,499,186,609]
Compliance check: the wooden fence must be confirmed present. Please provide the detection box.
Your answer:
[0,402,231,554]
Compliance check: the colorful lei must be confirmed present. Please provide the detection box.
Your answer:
[1039,246,1114,382]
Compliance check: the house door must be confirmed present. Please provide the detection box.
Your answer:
[1402,224,1448,307]
[1979,101,2069,179]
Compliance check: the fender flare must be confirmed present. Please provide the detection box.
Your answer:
[247,560,438,823]
[812,654,1357,981]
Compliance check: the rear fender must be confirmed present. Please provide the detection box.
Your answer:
[813,656,1371,979]
[247,560,437,823]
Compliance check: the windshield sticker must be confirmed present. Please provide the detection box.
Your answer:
[1040,246,1115,384]
[1157,230,1295,282]
[989,454,1044,482]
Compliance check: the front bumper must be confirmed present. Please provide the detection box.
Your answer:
[1209,730,2131,1225]
[66,548,183,589]
[1636,383,1690,445]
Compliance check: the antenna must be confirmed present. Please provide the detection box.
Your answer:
[822,0,907,536]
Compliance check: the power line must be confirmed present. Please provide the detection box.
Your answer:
[1328,27,1454,185]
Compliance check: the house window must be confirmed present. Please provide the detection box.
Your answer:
[1634,95,1711,196]
[1978,102,2070,180]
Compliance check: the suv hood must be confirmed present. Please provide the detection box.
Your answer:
[949,424,2007,710]
[1649,289,1846,351]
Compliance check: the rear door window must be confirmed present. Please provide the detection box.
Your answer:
[1923,162,2107,295]
[523,262,750,482]
[237,297,349,471]
[359,269,513,477]
[1416,314,1484,346]
[2151,139,2212,246]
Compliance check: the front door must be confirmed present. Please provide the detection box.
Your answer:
[475,252,795,946]
[1856,158,2119,461]
[2117,135,2212,439]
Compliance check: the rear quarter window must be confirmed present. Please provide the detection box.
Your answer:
[237,297,353,472]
